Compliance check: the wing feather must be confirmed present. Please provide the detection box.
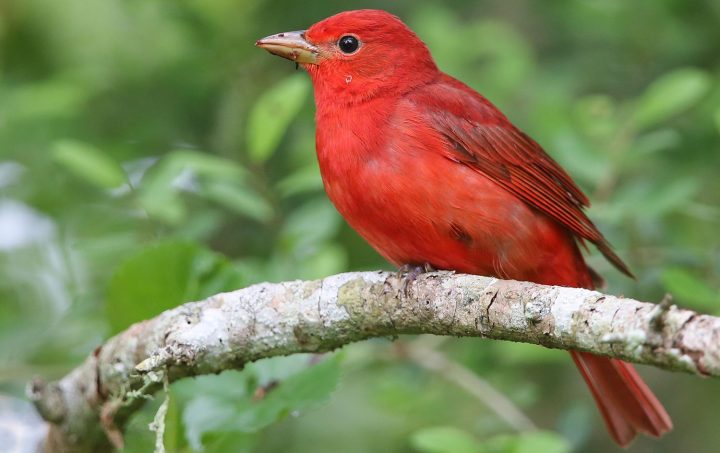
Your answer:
[411,79,633,277]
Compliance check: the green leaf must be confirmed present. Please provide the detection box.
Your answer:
[493,341,565,365]
[573,94,619,140]
[6,80,88,121]
[169,150,248,181]
[410,426,481,453]
[201,180,274,223]
[182,354,342,449]
[296,244,348,280]
[511,432,571,453]
[601,179,699,221]
[106,240,243,333]
[633,68,712,129]
[246,74,310,163]
[233,353,342,431]
[52,140,126,189]
[106,241,198,333]
[183,396,242,451]
[276,164,323,197]
[281,198,342,250]
[202,432,258,453]
[137,157,187,224]
[638,178,699,217]
[138,150,251,224]
[480,431,571,453]
[661,268,719,313]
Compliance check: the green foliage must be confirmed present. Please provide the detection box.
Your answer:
[410,428,571,453]
[1,1,719,452]
[633,68,712,129]
[662,267,720,314]
[479,431,571,453]
[52,139,127,189]
[137,149,264,225]
[106,240,243,333]
[246,74,311,163]
[179,354,342,451]
[411,426,482,453]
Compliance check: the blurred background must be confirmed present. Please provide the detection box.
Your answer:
[1,0,719,451]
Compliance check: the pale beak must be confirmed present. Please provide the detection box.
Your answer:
[255,30,319,65]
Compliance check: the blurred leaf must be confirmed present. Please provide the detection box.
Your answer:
[661,268,719,313]
[52,140,126,189]
[246,74,310,163]
[201,180,274,223]
[632,129,682,155]
[277,164,323,197]
[106,240,198,333]
[411,7,533,101]
[191,246,245,300]
[494,341,565,365]
[633,68,712,129]
[183,395,243,451]
[202,432,258,453]
[251,353,321,386]
[637,178,699,217]
[281,198,342,251]
[601,179,699,221]
[138,150,251,224]
[183,354,342,449]
[556,404,593,447]
[106,240,242,333]
[480,431,571,453]
[551,132,610,186]
[137,156,191,225]
[411,426,481,453]
[296,243,348,280]
[235,353,342,431]
[170,150,248,181]
[4,80,88,121]
[513,432,570,453]
[573,94,618,140]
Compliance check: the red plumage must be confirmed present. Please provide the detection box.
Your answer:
[258,9,671,446]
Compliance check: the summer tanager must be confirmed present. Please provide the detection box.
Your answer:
[257,9,671,446]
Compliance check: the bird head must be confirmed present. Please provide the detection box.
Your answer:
[256,10,438,105]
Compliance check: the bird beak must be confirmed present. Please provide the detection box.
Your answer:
[255,30,319,65]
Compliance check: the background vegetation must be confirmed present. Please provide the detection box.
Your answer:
[1,0,719,451]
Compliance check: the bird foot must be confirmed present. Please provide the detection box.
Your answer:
[398,263,435,297]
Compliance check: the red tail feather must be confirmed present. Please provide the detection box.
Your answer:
[570,351,672,447]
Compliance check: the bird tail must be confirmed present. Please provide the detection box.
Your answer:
[570,351,673,447]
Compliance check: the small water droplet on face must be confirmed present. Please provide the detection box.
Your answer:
[345,75,352,84]
[291,410,300,417]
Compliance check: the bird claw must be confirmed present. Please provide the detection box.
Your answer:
[398,263,435,297]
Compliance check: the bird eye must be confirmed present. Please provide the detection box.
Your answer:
[338,35,360,54]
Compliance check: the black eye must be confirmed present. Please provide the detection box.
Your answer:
[338,35,360,54]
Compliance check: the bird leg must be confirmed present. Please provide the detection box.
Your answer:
[398,263,436,296]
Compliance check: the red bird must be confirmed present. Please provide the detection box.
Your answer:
[257,9,672,446]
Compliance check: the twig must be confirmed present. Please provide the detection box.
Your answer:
[148,375,170,453]
[403,343,537,431]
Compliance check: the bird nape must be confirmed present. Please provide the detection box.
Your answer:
[257,9,672,447]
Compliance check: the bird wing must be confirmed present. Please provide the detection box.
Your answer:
[407,77,633,277]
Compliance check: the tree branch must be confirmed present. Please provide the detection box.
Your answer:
[27,271,720,452]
